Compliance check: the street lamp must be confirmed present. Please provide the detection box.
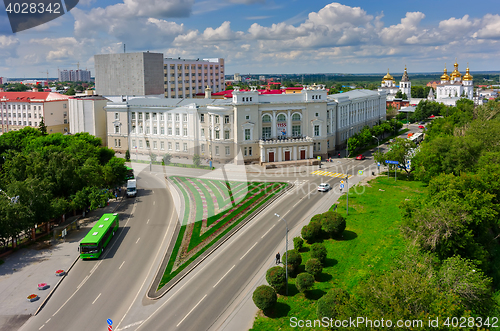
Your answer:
[346,127,353,158]
[372,136,380,154]
[274,213,288,295]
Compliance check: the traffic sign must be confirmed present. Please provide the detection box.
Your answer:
[107,319,113,326]
[108,326,112,331]
[340,184,344,189]
[385,160,399,165]
[340,180,344,184]
[317,156,321,160]
[377,162,380,167]
[358,170,363,175]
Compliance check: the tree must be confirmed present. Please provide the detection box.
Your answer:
[193,154,201,167]
[316,288,351,321]
[163,153,172,165]
[305,258,323,280]
[38,117,47,134]
[149,153,157,164]
[296,272,315,293]
[301,221,321,243]
[282,249,302,277]
[125,150,130,162]
[321,211,346,238]
[293,236,304,251]
[252,285,277,312]
[64,87,76,95]
[266,266,287,294]
[395,90,403,99]
[310,243,327,265]
[374,137,416,175]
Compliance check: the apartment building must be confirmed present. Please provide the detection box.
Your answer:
[0,92,70,134]
[163,58,225,98]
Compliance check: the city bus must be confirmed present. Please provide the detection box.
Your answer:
[408,132,424,144]
[80,213,119,259]
[126,166,134,180]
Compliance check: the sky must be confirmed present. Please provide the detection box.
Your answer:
[0,0,499,79]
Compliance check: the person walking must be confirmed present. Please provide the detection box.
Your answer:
[275,252,281,265]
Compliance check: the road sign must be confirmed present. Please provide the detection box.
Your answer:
[340,184,345,189]
[385,160,399,165]
[358,170,363,175]
[317,156,321,160]
[377,162,380,167]
[107,319,113,326]
[108,326,112,331]
[407,160,411,164]
[340,180,344,184]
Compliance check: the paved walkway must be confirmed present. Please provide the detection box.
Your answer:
[0,197,125,331]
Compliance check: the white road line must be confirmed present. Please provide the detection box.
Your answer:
[261,224,276,239]
[39,325,44,330]
[119,261,125,269]
[117,320,144,331]
[176,294,207,327]
[213,265,235,288]
[92,293,101,305]
[77,275,89,289]
[240,242,258,260]
[45,319,50,324]
[292,200,301,209]
[153,201,155,205]
[147,219,150,224]
[136,238,140,244]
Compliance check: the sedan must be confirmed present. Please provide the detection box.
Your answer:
[355,154,366,160]
[317,183,331,192]
[418,125,425,129]
[419,121,425,124]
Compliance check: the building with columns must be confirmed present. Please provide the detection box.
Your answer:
[436,61,474,101]
[105,86,386,164]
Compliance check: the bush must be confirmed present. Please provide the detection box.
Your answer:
[310,214,322,224]
[286,264,298,278]
[266,266,286,294]
[296,272,315,293]
[310,243,327,265]
[282,249,302,268]
[293,237,304,251]
[321,211,346,238]
[316,288,351,320]
[125,150,130,161]
[193,154,201,167]
[305,258,323,279]
[252,285,277,311]
[301,221,322,243]
[163,153,172,165]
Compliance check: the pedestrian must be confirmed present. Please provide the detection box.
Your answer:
[275,252,281,265]
[338,152,341,158]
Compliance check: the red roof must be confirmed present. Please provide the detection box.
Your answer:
[0,92,69,102]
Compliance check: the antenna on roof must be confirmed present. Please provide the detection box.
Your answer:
[124,44,126,53]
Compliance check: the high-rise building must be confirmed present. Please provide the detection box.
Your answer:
[58,69,92,82]
[163,58,225,98]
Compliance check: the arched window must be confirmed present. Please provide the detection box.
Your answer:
[292,113,301,121]
[277,114,286,122]
[262,114,271,123]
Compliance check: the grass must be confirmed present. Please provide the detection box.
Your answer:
[251,175,427,330]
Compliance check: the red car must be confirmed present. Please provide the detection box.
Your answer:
[418,125,425,129]
[355,154,365,160]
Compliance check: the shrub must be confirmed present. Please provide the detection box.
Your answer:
[163,153,172,165]
[266,266,287,294]
[193,154,201,167]
[296,272,315,293]
[293,237,304,251]
[125,150,130,161]
[310,243,327,265]
[252,285,277,311]
[286,264,298,278]
[282,249,302,268]
[301,221,322,243]
[305,258,323,279]
[316,288,351,320]
[310,214,322,224]
[321,211,346,238]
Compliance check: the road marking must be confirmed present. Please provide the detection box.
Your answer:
[136,238,140,244]
[292,200,301,209]
[240,242,258,260]
[39,325,44,330]
[117,320,144,330]
[119,261,125,269]
[153,201,155,205]
[213,265,235,288]
[92,293,101,305]
[176,294,207,327]
[45,319,50,324]
[147,219,150,224]
[261,223,276,239]
[77,275,89,289]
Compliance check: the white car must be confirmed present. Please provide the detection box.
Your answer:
[318,183,331,192]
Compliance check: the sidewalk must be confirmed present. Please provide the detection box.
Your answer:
[0,197,125,331]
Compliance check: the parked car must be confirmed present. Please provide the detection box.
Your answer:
[419,121,425,124]
[317,183,331,192]
[418,125,425,129]
[355,154,366,160]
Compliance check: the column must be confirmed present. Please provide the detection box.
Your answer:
[271,110,277,138]
[287,110,291,137]
[293,146,297,160]
[278,147,282,162]
[309,145,313,158]
[260,147,265,162]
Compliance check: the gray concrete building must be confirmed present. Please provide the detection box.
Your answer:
[94,52,164,96]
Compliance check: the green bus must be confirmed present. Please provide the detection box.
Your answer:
[80,213,119,259]
[126,166,134,180]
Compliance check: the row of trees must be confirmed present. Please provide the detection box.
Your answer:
[0,127,127,249]
[346,119,403,156]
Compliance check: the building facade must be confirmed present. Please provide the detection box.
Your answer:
[0,92,70,134]
[163,58,225,99]
[58,69,92,82]
[68,95,109,145]
[105,86,386,163]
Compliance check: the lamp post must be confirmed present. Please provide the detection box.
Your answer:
[372,136,380,154]
[345,176,349,216]
[274,213,288,295]
[209,124,213,169]
[346,127,353,158]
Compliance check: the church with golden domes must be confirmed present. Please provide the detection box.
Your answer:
[378,67,411,99]
[436,60,473,100]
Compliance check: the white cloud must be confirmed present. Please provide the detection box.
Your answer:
[473,14,500,39]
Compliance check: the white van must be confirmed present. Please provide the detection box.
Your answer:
[127,179,137,197]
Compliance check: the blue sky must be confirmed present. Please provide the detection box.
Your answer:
[0,0,499,79]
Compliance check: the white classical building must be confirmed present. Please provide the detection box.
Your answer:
[105,86,386,164]
[435,61,474,101]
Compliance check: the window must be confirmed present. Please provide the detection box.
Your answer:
[201,144,205,152]
[224,131,230,139]
[132,139,136,147]
[292,125,301,137]
[114,139,117,147]
[215,146,219,155]
[245,115,250,120]
[175,142,180,151]
[168,113,172,121]
[327,140,330,148]
[245,129,251,140]
[292,113,301,121]
[153,141,157,149]
[225,146,230,155]
[132,112,136,120]
[248,147,252,156]
[327,125,330,134]
[224,115,230,124]
[314,125,320,136]
[183,127,188,136]
[262,114,271,123]
[146,127,150,134]
[115,113,119,120]
[168,142,172,150]
[215,130,220,139]
[115,126,120,134]
[138,113,143,120]
[145,113,150,120]
[152,113,157,119]
[200,114,205,122]
[168,127,172,135]
[201,128,205,137]
[183,143,188,152]
[161,127,165,135]
[262,127,271,138]
[244,147,247,156]
[315,113,319,117]
[153,127,158,134]
[139,141,143,148]
[175,114,179,122]
[160,114,164,120]
[176,128,180,135]
[215,116,219,124]
[183,114,187,122]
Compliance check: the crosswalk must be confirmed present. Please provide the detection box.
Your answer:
[310,170,354,178]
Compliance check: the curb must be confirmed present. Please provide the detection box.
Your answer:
[33,199,125,316]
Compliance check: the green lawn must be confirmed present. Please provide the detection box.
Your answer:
[251,176,427,330]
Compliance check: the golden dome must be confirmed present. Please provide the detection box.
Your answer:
[440,65,450,81]
[451,60,461,79]
[383,69,394,81]
[463,64,473,81]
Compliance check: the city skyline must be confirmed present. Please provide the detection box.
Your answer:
[0,0,499,78]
